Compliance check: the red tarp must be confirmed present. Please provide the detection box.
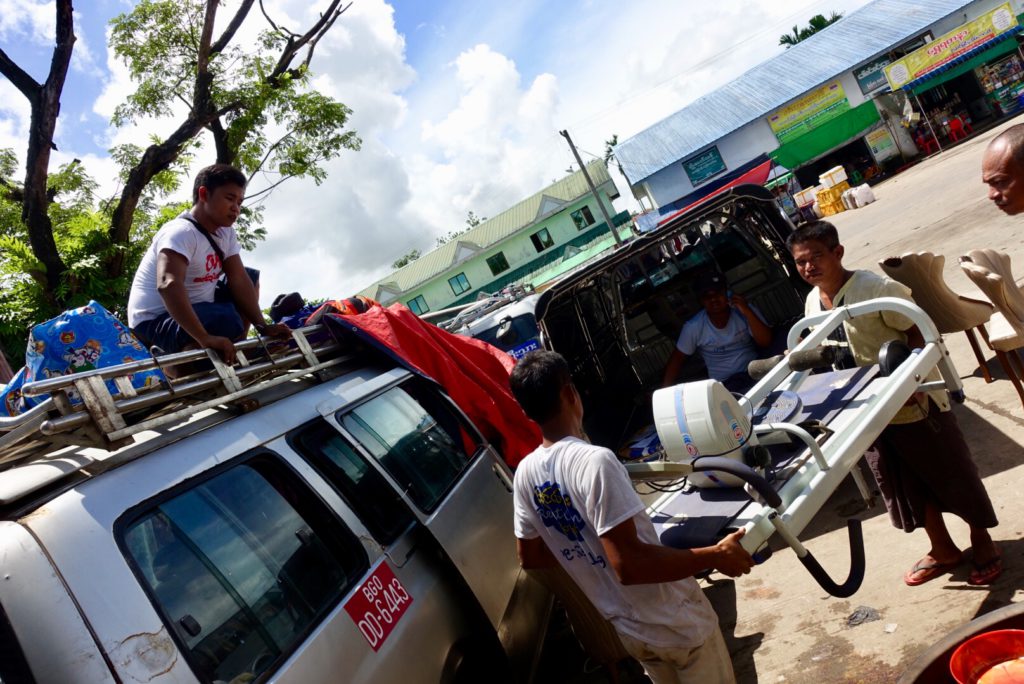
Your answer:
[323,304,541,468]
[656,160,775,228]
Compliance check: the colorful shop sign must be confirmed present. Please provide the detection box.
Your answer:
[854,56,892,95]
[682,146,727,186]
[865,127,898,162]
[885,3,1018,90]
[767,81,850,145]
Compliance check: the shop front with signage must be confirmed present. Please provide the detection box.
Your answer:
[766,80,887,189]
[885,3,1024,152]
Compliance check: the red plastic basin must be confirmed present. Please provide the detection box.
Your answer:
[950,629,1024,683]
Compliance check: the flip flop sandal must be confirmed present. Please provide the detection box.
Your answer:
[904,556,961,586]
[968,555,1003,586]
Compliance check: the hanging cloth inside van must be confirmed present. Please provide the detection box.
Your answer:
[321,303,541,468]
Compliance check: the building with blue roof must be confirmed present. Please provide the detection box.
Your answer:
[616,0,1024,227]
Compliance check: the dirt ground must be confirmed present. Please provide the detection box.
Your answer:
[537,114,1024,684]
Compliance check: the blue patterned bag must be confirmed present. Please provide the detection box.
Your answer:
[0,301,160,416]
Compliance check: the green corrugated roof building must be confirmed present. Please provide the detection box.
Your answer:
[360,160,631,315]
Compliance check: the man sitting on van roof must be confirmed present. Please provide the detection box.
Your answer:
[661,272,772,393]
[127,164,290,365]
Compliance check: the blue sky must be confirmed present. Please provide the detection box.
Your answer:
[0,0,873,303]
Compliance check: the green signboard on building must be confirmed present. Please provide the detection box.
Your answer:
[768,80,851,144]
[682,146,727,186]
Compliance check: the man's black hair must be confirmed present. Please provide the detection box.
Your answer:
[193,163,247,203]
[785,220,840,252]
[990,123,1024,170]
[509,350,572,424]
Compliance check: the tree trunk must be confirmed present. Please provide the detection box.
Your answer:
[0,0,76,304]
[106,116,214,276]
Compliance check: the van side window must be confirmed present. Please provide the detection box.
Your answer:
[121,458,368,684]
[339,383,480,512]
[290,419,414,544]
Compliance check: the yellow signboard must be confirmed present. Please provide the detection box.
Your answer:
[865,127,898,162]
[885,3,1018,90]
[768,81,850,144]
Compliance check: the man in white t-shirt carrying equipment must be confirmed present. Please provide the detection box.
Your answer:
[661,271,772,394]
[127,164,290,364]
[510,350,752,683]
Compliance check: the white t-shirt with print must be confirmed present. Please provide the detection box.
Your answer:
[127,212,242,327]
[675,307,763,380]
[513,436,717,648]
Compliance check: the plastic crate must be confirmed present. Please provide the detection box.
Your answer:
[819,199,846,216]
[816,186,840,205]
[819,166,848,188]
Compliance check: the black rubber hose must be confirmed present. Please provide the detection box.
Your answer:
[691,457,782,508]
[796,518,866,598]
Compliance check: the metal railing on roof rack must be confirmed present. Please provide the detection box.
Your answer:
[0,324,350,461]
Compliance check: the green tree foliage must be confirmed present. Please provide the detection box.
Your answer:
[0,155,153,366]
[779,11,844,47]
[434,210,486,247]
[0,0,359,364]
[392,249,421,270]
[603,133,625,176]
[105,0,361,271]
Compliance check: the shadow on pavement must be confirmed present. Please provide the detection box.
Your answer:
[954,402,1024,480]
[704,577,764,684]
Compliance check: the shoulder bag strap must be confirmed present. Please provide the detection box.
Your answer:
[181,215,225,263]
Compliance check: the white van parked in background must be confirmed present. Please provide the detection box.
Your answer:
[0,325,549,683]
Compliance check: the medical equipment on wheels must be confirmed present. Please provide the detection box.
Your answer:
[626,297,964,598]
[652,379,763,488]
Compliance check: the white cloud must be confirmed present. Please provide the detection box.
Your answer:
[0,80,31,167]
[0,0,52,45]
[69,14,103,78]
[412,45,564,234]
[6,0,881,311]
[248,0,422,303]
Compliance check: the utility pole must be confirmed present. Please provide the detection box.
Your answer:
[560,129,623,246]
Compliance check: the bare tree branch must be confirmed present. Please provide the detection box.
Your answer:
[195,0,218,81]
[207,117,233,164]
[18,0,76,301]
[0,49,41,99]
[243,173,298,203]
[259,0,296,38]
[269,0,349,80]
[301,2,351,70]
[211,0,256,55]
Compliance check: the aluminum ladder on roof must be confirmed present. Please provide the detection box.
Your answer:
[0,324,352,464]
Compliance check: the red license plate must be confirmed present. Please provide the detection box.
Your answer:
[343,561,413,652]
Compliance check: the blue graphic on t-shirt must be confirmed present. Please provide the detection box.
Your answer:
[532,481,586,542]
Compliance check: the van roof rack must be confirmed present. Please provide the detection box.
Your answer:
[441,284,536,332]
[0,324,352,470]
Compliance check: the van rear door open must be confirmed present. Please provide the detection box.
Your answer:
[535,185,809,452]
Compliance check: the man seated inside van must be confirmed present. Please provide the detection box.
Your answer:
[661,272,772,394]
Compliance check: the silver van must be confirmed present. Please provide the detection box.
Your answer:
[0,325,548,683]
